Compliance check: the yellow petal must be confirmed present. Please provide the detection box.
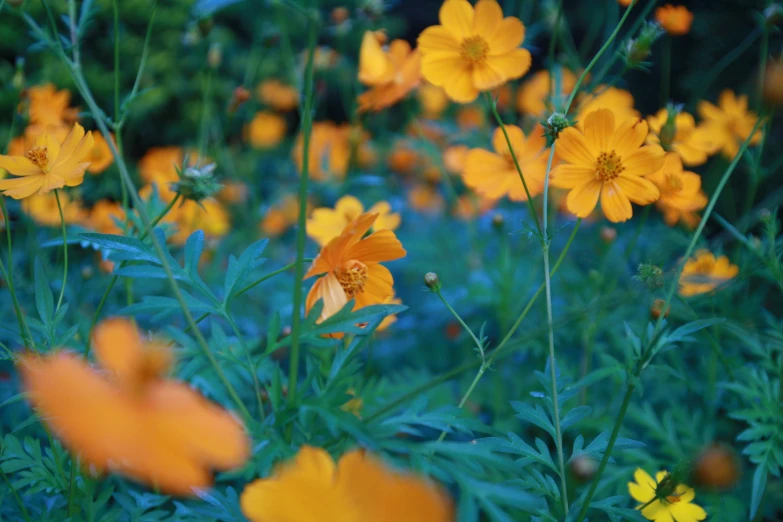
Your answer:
[556,127,595,166]
[584,109,616,154]
[440,0,474,40]
[486,17,525,54]
[0,155,41,177]
[472,0,503,38]
[566,179,601,217]
[485,48,531,81]
[600,181,633,222]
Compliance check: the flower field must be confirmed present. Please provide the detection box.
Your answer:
[0,0,781,520]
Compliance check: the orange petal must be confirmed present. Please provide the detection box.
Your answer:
[584,109,615,154]
[566,179,601,217]
[550,164,595,189]
[611,118,648,156]
[615,176,659,205]
[485,48,531,81]
[555,127,595,166]
[600,181,633,222]
[443,66,479,103]
[345,230,406,263]
[0,175,44,199]
[440,0,474,40]
[0,155,41,177]
[92,317,144,383]
[486,17,525,54]
[417,26,460,54]
[472,0,503,38]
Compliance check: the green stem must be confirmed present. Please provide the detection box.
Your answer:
[198,68,213,159]
[546,0,565,98]
[435,290,483,356]
[116,2,157,131]
[54,190,68,313]
[0,199,35,350]
[224,313,265,421]
[661,35,671,105]
[564,0,637,115]
[287,20,318,412]
[67,0,79,64]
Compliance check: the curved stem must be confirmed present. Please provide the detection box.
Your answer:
[435,289,483,356]
[54,190,68,313]
[224,313,265,421]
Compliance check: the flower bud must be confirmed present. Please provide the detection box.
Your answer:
[635,263,664,289]
[173,161,222,203]
[659,103,683,150]
[600,226,616,244]
[492,213,504,229]
[569,455,598,483]
[650,298,670,319]
[227,86,251,114]
[692,443,741,490]
[545,112,570,144]
[424,272,441,292]
[622,22,664,70]
[763,59,783,107]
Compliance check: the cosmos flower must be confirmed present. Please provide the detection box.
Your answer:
[698,90,763,158]
[246,111,287,149]
[646,153,708,228]
[655,4,694,36]
[678,250,739,297]
[646,108,720,166]
[357,31,422,112]
[628,468,707,522]
[307,195,400,247]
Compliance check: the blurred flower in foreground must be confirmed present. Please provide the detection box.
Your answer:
[26,83,79,127]
[19,318,250,495]
[692,443,741,490]
[241,446,453,522]
[357,31,421,112]
[698,90,762,158]
[516,68,577,117]
[0,123,94,199]
[245,111,287,149]
[678,250,739,297]
[257,79,299,111]
[305,212,406,326]
[418,0,531,103]
[646,108,720,166]
[307,195,400,246]
[655,4,693,36]
[551,109,664,222]
[22,192,87,227]
[462,123,549,202]
[647,153,707,228]
[576,86,640,129]
[763,58,783,107]
[628,468,706,522]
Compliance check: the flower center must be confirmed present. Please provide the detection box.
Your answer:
[26,146,51,172]
[595,151,624,182]
[460,35,489,65]
[335,260,369,299]
[665,173,684,192]
[665,495,682,504]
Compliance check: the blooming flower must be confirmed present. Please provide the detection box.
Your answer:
[240,446,453,522]
[87,132,115,174]
[26,84,79,127]
[678,250,739,296]
[357,31,422,112]
[646,153,707,228]
[576,86,640,129]
[305,212,406,325]
[19,318,250,495]
[698,90,763,158]
[307,195,400,247]
[257,79,299,111]
[646,108,720,166]
[0,123,94,199]
[516,68,578,117]
[551,109,665,222]
[655,4,694,36]
[418,0,531,103]
[246,111,287,149]
[628,468,707,522]
[462,123,549,202]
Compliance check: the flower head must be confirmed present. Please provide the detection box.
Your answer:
[418,82,450,118]
[655,4,693,36]
[257,79,299,111]
[26,84,79,127]
[19,318,250,495]
[463,123,549,201]
[646,108,721,166]
[763,58,783,107]
[246,111,287,149]
[698,90,763,158]
[293,122,361,182]
[418,0,531,103]
[0,123,94,199]
[576,86,639,129]
[628,468,707,522]
[307,195,400,247]
[647,153,707,228]
[305,212,406,325]
[357,32,422,112]
[551,109,664,222]
[679,250,739,296]
[240,446,453,522]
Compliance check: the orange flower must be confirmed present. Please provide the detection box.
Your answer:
[617,0,632,6]
[418,82,450,118]
[293,122,353,182]
[240,446,453,522]
[388,145,421,175]
[418,0,531,103]
[87,132,115,174]
[307,195,400,247]
[647,153,708,228]
[408,183,445,214]
[218,181,249,204]
[88,200,126,235]
[138,147,184,200]
[21,192,88,227]
[19,318,250,495]
[655,4,693,36]
[646,108,721,166]
[260,194,305,237]
[305,212,406,325]
[443,144,469,175]
[0,123,94,199]
[551,109,665,222]
[456,105,486,130]
[257,79,299,111]
[576,86,639,129]
[516,68,578,117]
[463,123,549,201]
[246,111,287,148]
[679,250,739,296]
[698,90,763,158]
[27,84,79,127]
[357,32,422,112]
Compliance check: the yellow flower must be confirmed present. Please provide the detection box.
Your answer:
[655,4,693,36]
[26,84,79,127]
[678,250,739,297]
[516,69,578,117]
[0,123,94,199]
[246,111,287,149]
[307,195,401,247]
[138,147,204,201]
[647,153,707,228]
[87,132,115,174]
[240,446,453,522]
[418,0,531,103]
[21,192,88,227]
[576,87,640,129]
[698,90,763,158]
[418,81,450,118]
[463,123,549,202]
[168,199,231,245]
[628,468,707,522]
[646,109,721,166]
[551,109,664,222]
[257,79,299,111]
[357,32,422,112]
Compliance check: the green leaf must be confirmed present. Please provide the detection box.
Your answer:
[33,257,54,329]
[750,460,768,519]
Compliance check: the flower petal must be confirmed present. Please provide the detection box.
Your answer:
[485,48,531,81]
[472,0,503,38]
[615,175,659,205]
[670,502,707,522]
[566,179,601,218]
[555,127,595,166]
[345,230,406,263]
[584,108,615,154]
[0,155,41,177]
[305,273,348,322]
[440,0,474,40]
[612,118,648,156]
[421,52,464,87]
[487,17,525,54]
[623,145,665,177]
[600,181,633,222]
[0,174,43,199]
[551,164,595,189]
[444,66,480,103]
[472,62,506,91]
[418,25,460,54]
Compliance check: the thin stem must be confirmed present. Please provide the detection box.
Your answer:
[485,92,543,237]
[224,313,265,421]
[624,205,651,258]
[564,0,637,115]
[1,466,32,522]
[660,35,671,105]
[1,198,35,350]
[117,2,157,130]
[113,0,120,121]
[287,20,318,411]
[54,190,68,312]
[435,290,483,356]
[546,0,565,98]
[67,0,79,64]
[198,68,213,159]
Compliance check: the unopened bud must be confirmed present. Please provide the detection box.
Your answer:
[228,86,251,114]
[424,272,441,292]
[650,298,670,319]
[570,455,598,483]
[173,161,222,203]
[545,112,570,144]
[635,263,664,289]
[622,22,664,69]
[763,59,783,107]
[692,443,741,490]
[660,103,682,150]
